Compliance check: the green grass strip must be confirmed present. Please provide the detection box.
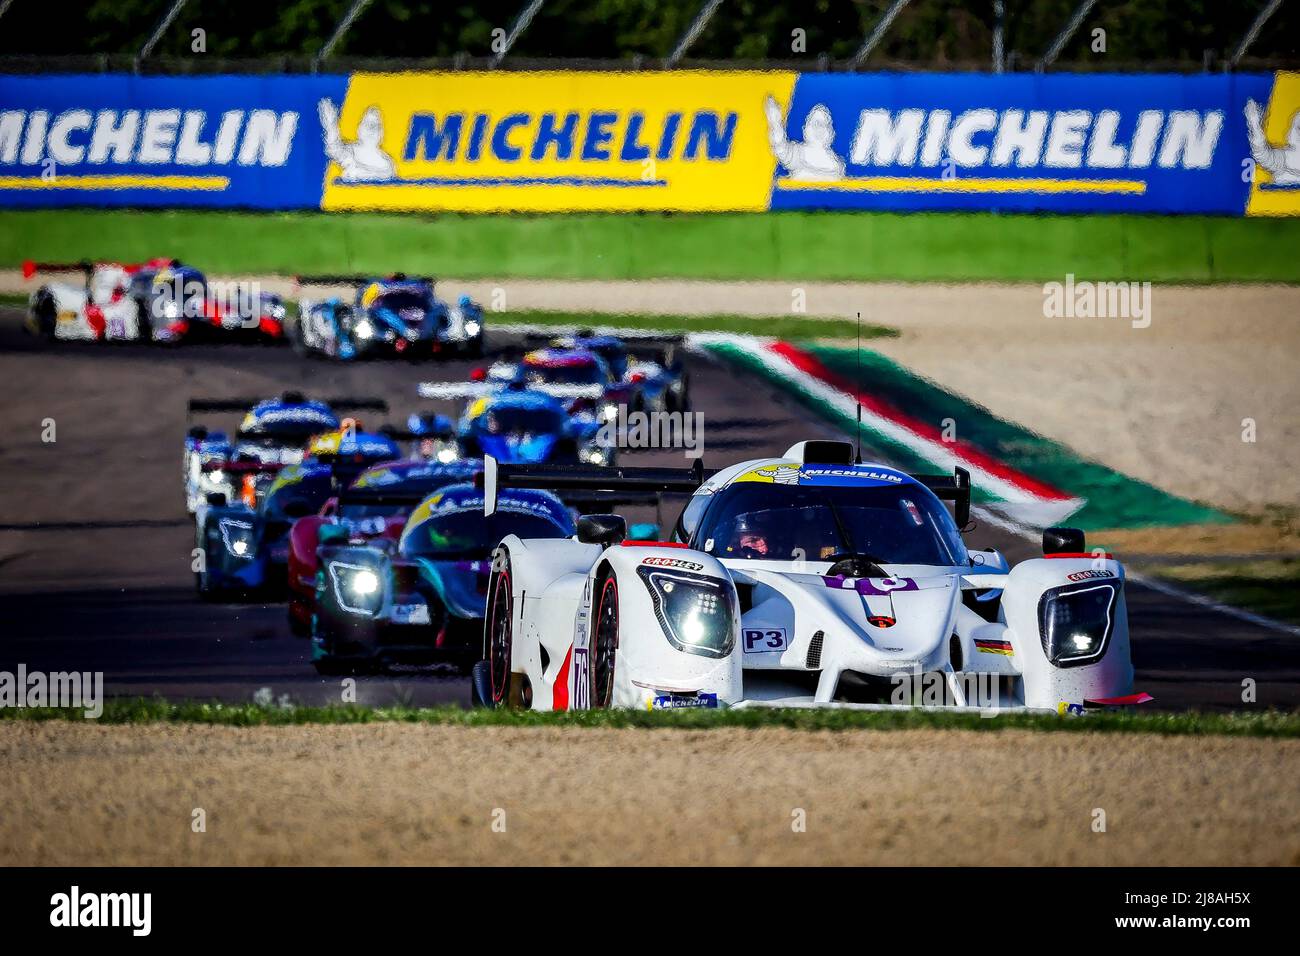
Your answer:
[2,698,1297,737]
[3,210,1299,283]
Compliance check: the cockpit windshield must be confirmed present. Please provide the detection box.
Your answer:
[690,481,967,567]
[477,406,565,436]
[522,360,608,387]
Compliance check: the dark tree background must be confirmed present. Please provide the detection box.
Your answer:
[0,0,1294,68]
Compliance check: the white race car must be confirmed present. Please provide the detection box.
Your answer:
[470,440,1145,714]
[23,259,154,342]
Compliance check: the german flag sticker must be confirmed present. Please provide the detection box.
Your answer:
[975,638,1014,656]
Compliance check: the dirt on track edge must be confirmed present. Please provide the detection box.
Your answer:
[2,722,1297,866]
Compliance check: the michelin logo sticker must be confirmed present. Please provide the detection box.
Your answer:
[1245,97,1300,188]
[319,98,396,182]
[765,95,844,181]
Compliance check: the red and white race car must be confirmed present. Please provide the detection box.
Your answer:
[23,259,286,344]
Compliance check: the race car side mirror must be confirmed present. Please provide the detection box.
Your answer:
[206,492,227,507]
[1043,527,1086,555]
[577,514,627,548]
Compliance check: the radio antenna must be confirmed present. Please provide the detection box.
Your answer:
[854,311,864,464]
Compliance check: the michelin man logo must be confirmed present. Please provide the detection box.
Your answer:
[765,95,845,181]
[1245,98,1300,188]
[756,464,802,485]
[319,99,397,182]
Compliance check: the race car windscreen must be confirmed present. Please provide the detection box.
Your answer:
[401,507,571,561]
[372,290,432,323]
[693,482,968,566]
[240,414,338,444]
[522,361,607,386]
[476,406,565,436]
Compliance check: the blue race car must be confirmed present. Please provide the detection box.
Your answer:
[292,274,484,360]
[183,392,388,513]
[418,379,615,466]
[520,331,692,414]
[309,482,574,674]
[193,427,401,600]
[286,458,482,635]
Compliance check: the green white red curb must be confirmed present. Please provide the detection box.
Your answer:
[691,333,1085,529]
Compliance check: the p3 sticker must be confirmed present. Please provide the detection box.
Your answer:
[743,627,788,653]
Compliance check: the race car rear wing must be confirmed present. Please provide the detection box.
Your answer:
[22,260,94,283]
[911,467,972,527]
[418,381,604,402]
[187,395,389,414]
[483,456,714,516]
[200,459,284,475]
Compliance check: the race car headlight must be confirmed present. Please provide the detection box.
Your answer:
[1038,582,1117,667]
[354,319,375,340]
[601,403,620,423]
[327,561,385,616]
[580,446,607,465]
[636,566,735,659]
[217,518,256,559]
[464,319,481,337]
[161,300,181,319]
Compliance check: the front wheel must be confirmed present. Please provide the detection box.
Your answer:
[591,573,619,708]
[484,550,515,707]
[29,291,56,341]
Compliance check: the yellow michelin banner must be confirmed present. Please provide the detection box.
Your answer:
[321,71,795,213]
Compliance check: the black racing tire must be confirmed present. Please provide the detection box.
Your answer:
[591,571,620,709]
[135,297,153,343]
[289,314,311,358]
[484,549,515,708]
[469,659,493,707]
[29,290,56,342]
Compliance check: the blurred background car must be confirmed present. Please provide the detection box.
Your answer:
[291,274,484,360]
[309,483,575,674]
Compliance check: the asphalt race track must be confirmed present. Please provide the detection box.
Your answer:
[1,307,1296,710]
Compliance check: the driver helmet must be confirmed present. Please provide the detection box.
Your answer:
[727,511,780,558]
